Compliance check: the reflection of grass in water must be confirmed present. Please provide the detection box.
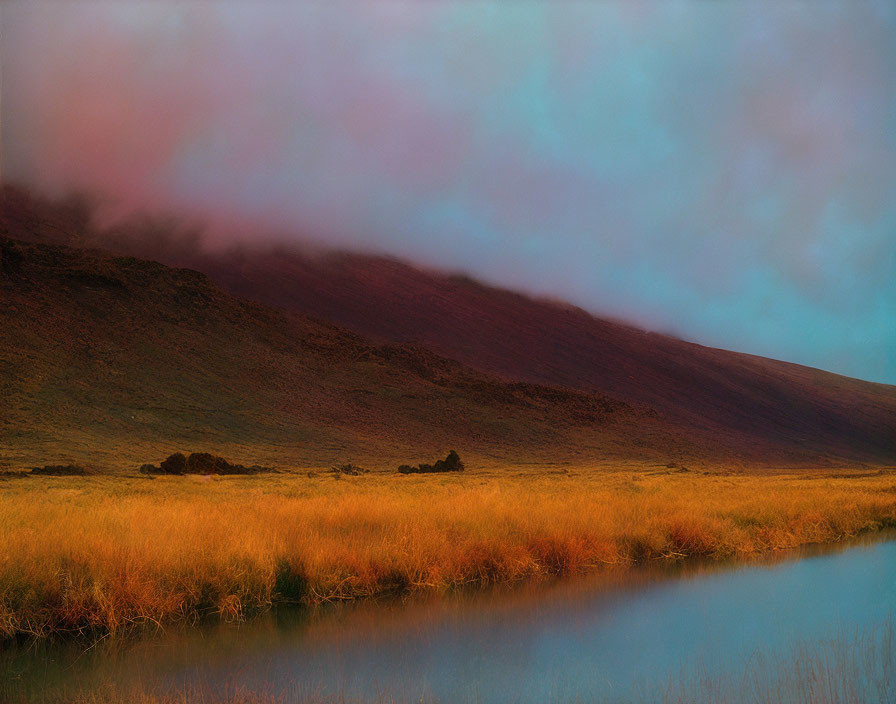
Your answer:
[33,619,896,704]
[652,616,895,704]
[0,468,894,640]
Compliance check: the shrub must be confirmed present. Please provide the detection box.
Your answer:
[154,452,273,475]
[159,453,187,474]
[0,471,30,480]
[31,464,93,476]
[436,450,464,472]
[186,452,230,474]
[397,451,465,474]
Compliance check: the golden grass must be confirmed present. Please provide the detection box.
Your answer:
[1,465,895,640]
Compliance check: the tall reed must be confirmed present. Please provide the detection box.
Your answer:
[1,467,894,640]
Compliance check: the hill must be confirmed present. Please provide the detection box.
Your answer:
[185,247,896,459]
[2,184,895,468]
[0,235,686,471]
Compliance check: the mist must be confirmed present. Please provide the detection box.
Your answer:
[3,1,895,383]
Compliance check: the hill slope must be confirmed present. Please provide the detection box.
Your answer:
[3,184,895,467]
[194,248,896,462]
[0,236,687,471]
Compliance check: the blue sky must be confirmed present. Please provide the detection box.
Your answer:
[4,1,895,383]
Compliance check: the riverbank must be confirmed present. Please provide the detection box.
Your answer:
[1,465,894,640]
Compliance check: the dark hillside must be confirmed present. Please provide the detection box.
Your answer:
[3,184,894,468]
[1,236,686,471]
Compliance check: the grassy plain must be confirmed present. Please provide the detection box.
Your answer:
[1,464,895,641]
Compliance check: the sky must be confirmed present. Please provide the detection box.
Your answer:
[3,1,895,384]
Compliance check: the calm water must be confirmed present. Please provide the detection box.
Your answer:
[3,535,895,703]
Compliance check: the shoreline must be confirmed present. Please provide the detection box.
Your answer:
[2,468,895,643]
[4,530,895,704]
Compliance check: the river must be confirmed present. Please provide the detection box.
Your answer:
[3,533,895,703]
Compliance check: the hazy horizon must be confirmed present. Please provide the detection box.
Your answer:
[3,1,895,384]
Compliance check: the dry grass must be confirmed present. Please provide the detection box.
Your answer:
[1,465,894,640]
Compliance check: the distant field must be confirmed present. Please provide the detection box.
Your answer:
[1,465,894,641]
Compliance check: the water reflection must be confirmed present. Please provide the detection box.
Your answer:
[3,532,895,703]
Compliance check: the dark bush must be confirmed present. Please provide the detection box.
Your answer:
[160,453,187,474]
[0,471,30,480]
[154,452,273,475]
[397,451,465,474]
[189,453,274,475]
[435,450,464,473]
[186,452,230,474]
[31,464,93,476]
